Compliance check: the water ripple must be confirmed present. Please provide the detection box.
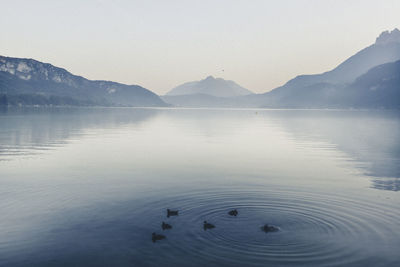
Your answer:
[132,188,400,266]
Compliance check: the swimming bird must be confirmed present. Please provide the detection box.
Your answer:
[261,224,279,233]
[167,209,178,217]
[228,209,238,216]
[203,221,215,230]
[152,232,166,242]
[162,221,172,230]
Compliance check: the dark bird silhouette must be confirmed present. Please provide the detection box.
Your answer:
[228,209,238,216]
[261,224,279,233]
[152,232,166,243]
[203,221,215,230]
[167,209,178,217]
[162,221,172,230]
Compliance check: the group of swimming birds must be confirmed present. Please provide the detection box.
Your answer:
[152,208,279,243]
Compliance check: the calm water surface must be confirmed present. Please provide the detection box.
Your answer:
[0,108,399,266]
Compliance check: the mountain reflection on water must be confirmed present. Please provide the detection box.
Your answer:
[0,108,398,190]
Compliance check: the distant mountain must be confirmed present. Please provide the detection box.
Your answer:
[263,28,400,105]
[343,59,400,108]
[257,60,400,109]
[0,56,167,107]
[167,76,253,98]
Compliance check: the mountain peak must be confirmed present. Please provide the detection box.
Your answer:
[167,76,253,97]
[375,28,400,45]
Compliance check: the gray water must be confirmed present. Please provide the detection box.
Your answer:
[0,107,399,267]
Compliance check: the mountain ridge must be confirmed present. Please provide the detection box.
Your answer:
[0,55,167,107]
[268,30,400,99]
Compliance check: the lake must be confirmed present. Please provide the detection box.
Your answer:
[0,107,399,266]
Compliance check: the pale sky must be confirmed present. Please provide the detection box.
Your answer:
[1,0,399,94]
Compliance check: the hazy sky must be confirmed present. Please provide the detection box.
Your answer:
[1,0,399,94]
